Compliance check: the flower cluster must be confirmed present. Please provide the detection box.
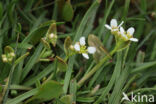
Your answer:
[2,52,15,63]
[105,19,138,42]
[70,37,96,59]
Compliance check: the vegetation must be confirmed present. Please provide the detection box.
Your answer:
[0,0,156,104]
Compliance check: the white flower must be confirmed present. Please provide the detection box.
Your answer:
[105,19,124,31]
[74,43,80,51]
[127,27,135,36]
[119,27,138,42]
[82,53,89,59]
[120,27,128,40]
[80,37,86,46]
[73,37,96,59]
[88,47,96,54]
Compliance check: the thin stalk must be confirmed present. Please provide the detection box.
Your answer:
[77,47,118,88]
[2,33,19,104]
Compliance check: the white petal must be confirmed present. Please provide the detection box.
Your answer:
[110,19,117,27]
[82,53,89,59]
[105,24,112,30]
[127,27,135,36]
[88,47,96,54]
[74,43,80,51]
[120,27,125,34]
[79,37,86,46]
[129,38,138,42]
[118,21,124,27]
[120,28,128,40]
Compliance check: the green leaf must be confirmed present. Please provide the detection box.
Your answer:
[16,23,22,32]
[56,56,67,72]
[57,0,65,16]
[41,38,51,50]
[14,52,29,66]
[30,27,48,45]
[6,89,38,104]
[34,80,63,101]
[40,50,53,58]
[7,2,16,24]
[0,2,3,20]
[62,1,74,21]
[0,84,2,92]
[77,97,95,103]
[10,43,33,49]
[39,20,65,28]
[59,95,72,104]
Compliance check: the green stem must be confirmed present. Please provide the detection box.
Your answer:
[77,47,118,88]
[39,58,51,62]
[64,55,69,62]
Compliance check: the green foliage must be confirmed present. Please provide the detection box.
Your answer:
[56,56,67,72]
[59,95,72,104]
[32,80,63,102]
[0,0,156,104]
[62,1,74,21]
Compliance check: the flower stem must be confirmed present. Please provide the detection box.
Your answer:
[77,47,118,88]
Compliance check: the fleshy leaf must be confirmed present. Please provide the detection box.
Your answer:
[34,80,63,101]
[59,95,72,104]
[62,1,74,21]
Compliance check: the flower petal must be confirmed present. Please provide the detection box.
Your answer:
[120,27,125,34]
[82,53,89,59]
[88,47,96,54]
[74,43,80,51]
[105,24,112,30]
[127,27,135,36]
[129,38,138,42]
[120,27,128,39]
[80,37,86,46]
[110,19,117,27]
